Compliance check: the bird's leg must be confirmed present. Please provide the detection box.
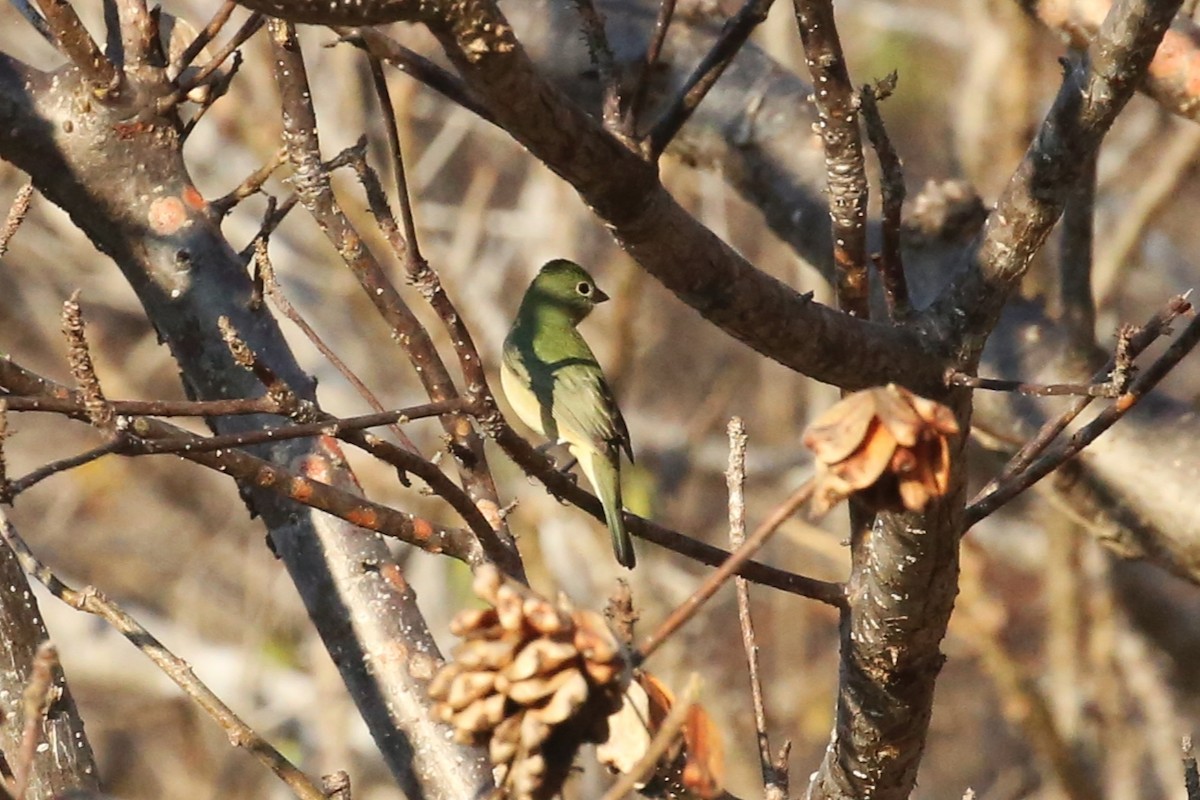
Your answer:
[534,442,579,482]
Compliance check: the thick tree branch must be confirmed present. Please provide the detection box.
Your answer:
[0,41,490,799]
[923,0,1183,359]
[516,2,1200,585]
[0,523,98,797]
[792,0,869,318]
[348,6,944,394]
[1023,0,1200,124]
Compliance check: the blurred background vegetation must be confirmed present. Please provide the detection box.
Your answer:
[3,1,1200,797]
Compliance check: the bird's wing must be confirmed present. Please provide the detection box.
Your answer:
[552,360,633,462]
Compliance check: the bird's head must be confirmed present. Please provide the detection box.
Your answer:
[525,259,610,321]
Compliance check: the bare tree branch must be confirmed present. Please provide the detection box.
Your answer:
[792,0,869,318]
[0,509,325,800]
[0,34,491,796]
[924,0,1184,357]
[0,525,97,798]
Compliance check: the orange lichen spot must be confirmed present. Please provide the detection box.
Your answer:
[347,506,380,529]
[148,196,188,235]
[380,562,411,592]
[113,120,152,139]
[182,184,207,212]
[411,517,434,543]
[290,477,313,502]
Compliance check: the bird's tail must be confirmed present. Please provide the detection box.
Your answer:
[579,447,636,569]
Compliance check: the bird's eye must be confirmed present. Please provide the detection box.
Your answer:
[576,281,592,296]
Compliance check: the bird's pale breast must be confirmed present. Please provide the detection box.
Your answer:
[500,358,548,439]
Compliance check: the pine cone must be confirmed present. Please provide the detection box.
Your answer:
[429,566,626,800]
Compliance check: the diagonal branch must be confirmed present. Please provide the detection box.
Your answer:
[925,0,1184,359]
[647,0,776,157]
[0,45,491,796]
[344,5,943,394]
[267,20,521,578]
[0,508,325,800]
[0,519,98,798]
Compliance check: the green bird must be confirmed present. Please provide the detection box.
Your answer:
[501,259,636,569]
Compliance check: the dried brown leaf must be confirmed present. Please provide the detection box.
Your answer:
[681,702,726,799]
[802,389,878,463]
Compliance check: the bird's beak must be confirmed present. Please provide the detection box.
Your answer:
[593,287,610,303]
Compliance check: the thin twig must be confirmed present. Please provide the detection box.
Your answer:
[1,354,497,543]
[1184,736,1200,800]
[2,351,488,561]
[572,0,624,134]
[250,194,299,245]
[860,74,909,319]
[2,393,278,417]
[970,294,1191,501]
[489,423,844,603]
[725,419,785,799]
[0,182,34,258]
[636,479,817,662]
[0,399,7,490]
[0,509,327,800]
[946,371,1122,398]
[123,401,458,457]
[143,415,488,557]
[218,316,311,419]
[599,674,701,800]
[5,439,125,500]
[364,61,419,258]
[271,21,521,577]
[160,12,262,112]
[1060,130,1098,354]
[34,0,118,91]
[966,310,1200,527]
[60,294,115,432]
[355,53,519,564]
[254,236,420,453]
[647,0,776,157]
[628,0,676,134]
[173,0,236,73]
[210,147,286,219]
[334,28,495,124]
[179,50,242,139]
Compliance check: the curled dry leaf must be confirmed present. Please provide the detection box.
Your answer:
[803,383,959,515]
[597,672,726,799]
[428,566,626,800]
